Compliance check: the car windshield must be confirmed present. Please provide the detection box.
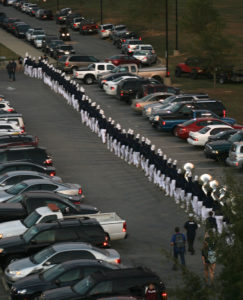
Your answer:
[112,76,127,83]
[23,211,41,228]
[34,31,45,35]
[58,55,68,62]
[42,264,65,281]
[181,119,196,126]
[23,225,40,243]
[32,246,55,264]
[6,182,28,195]
[6,193,24,203]
[73,276,94,294]
[134,51,148,56]
[139,94,155,102]
[199,126,210,134]
[103,25,113,30]
[167,102,181,113]
[161,95,177,106]
[229,132,243,143]
[61,46,73,50]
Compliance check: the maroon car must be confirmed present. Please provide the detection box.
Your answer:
[0,134,38,149]
[105,54,141,66]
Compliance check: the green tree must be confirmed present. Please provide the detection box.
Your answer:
[182,0,233,87]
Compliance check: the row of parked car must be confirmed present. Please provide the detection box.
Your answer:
[0,90,167,300]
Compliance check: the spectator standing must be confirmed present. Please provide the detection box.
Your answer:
[184,213,198,255]
[17,56,23,72]
[170,226,186,270]
[145,283,159,300]
[6,61,12,81]
[201,239,217,284]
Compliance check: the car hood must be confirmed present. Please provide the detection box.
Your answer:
[42,286,76,300]
[0,220,26,239]
[0,235,24,249]
[12,273,47,291]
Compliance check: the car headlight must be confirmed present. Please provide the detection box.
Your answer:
[9,270,22,276]
[62,33,65,36]
[0,234,3,239]
[17,289,27,295]
[154,116,159,121]
[0,248,4,253]
[212,150,219,154]
[67,33,70,36]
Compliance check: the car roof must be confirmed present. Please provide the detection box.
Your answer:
[0,146,46,152]
[90,267,159,281]
[1,170,42,177]
[203,124,232,129]
[60,259,119,270]
[0,161,44,168]
[19,178,59,186]
[53,242,93,251]
[23,190,65,199]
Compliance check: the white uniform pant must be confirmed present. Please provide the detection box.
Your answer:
[215,215,223,234]
[100,129,106,144]
[169,179,176,197]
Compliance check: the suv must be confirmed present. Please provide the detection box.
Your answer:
[55,8,72,24]
[79,19,98,35]
[0,146,52,166]
[0,134,38,148]
[36,9,53,20]
[41,35,58,53]
[226,141,243,168]
[116,78,162,102]
[53,45,75,59]
[175,57,210,79]
[98,23,114,39]
[40,267,168,300]
[121,39,142,55]
[0,219,109,268]
[57,55,99,73]
[70,17,85,30]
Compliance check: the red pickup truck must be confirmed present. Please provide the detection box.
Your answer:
[79,19,98,35]
[175,57,209,79]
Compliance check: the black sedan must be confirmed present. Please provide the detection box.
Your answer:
[53,45,75,59]
[10,260,121,300]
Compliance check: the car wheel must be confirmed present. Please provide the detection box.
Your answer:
[84,75,95,85]
[175,67,181,77]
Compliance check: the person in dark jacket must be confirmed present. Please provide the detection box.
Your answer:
[6,60,16,81]
[184,214,198,254]
[205,211,218,233]
[170,227,186,270]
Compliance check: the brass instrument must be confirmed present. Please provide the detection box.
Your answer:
[183,162,194,182]
[199,174,212,195]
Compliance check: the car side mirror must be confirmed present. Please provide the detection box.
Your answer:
[44,261,51,266]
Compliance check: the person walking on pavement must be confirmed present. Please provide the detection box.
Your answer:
[8,60,17,81]
[205,211,218,233]
[170,227,186,270]
[184,213,198,254]
[201,239,217,285]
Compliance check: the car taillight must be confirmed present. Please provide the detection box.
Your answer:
[101,29,105,32]
[111,87,115,90]
[82,26,86,30]
[74,23,77,27]
[166,71,170,76]
[58,17,62,20]
[45,159,52,165]
[120,91,124,96]
[139,37,142,40]
[21,129,25,133]
[76,72,79,77]
[162,121,166,125]
[135,103,141,108]
[128,45,130,48]
[223,109,226,117]
[78,188,82,195]
[65,62,69,66]
[115,258,121,264]
[122,222,127,232]
[236,162,239,166]
[193,137,198,141]
[49,171,56,177]
[12,26,15,29]
[96,25,98,29]
[73,201,81,205]
[8,108,14,112]
[162,292,168,299]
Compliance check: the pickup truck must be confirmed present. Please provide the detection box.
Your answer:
[97,63,166,84]
[0,205,127,241]
[73,63,116,84]
[0,191,99,223]
[79,19,98,35]
[151,109,237,135]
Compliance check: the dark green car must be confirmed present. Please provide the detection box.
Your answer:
[204,131,243,160]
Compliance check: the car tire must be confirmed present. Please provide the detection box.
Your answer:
[84,75,95,85]
[175,67,181,77]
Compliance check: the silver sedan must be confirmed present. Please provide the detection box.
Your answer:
[132,50,157,66]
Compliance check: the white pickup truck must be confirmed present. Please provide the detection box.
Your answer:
[73,62,116,84]
[0,205,127,241]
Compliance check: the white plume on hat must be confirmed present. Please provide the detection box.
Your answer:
[136,134,140,139]
[151,144,155,151]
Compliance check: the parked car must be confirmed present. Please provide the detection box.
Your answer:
[110,24,127,41]
[217,67,243,84]
[57,55,99,73]
[41,35,59,53]
[47,40,64,57]
[35,9,53,20]
[33,35,46,48]
[53,45,75,59]
[10,259,122,299]
[0,178,83,203]
[175,56,210,79]
[79,19,98,35]
[29,29,45,44]
[29,6,39,17]
[70,17,85,31]
[0,190,98,223]
[98,24,114,39]
[131,92,174,114]
[0,146,52,166]
[204,130,243,160]
[0,218,109,268]
[116,77,162,102]
[132,50,157,66]
[0,121,22,135]
[98,72,136,89]
[207,129,239,143]
[39,267,167,300]
[121,39,142,55]
[0,134,38,148]
[65,13,81,27]
[104,75,140,96]
[0,101,15,112]
[105,55,141,67]
[55,8,72,24]
[187,124,233,146]
[13,23,31,38]
[74,63,116,84]
[0,170,61,191]
[226,141,243,168]
[175,118,238,140]
[114,31,141,49]
[5,242,120,283]
[25,4,38,15]
[0,162,56,177]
